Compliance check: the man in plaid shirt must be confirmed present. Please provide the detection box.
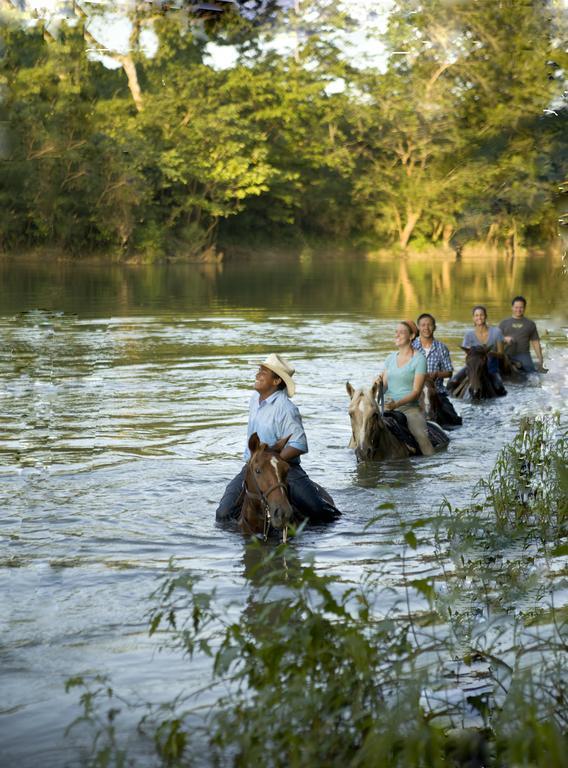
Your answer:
[412,313,462,427]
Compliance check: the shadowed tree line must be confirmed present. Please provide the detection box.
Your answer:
[0,0,566,258]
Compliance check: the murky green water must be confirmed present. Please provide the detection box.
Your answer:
[0,251,566,766]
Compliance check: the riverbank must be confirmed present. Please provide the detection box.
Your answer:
[0,239,564,265]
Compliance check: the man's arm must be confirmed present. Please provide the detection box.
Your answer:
[428,343,452,381]
[427,370,452,381]
[277,402,308,459]
[499,320,513,344]
[280,445,303,462]
[531,338,544,366]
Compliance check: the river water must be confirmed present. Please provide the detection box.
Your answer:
[0,251,566,766]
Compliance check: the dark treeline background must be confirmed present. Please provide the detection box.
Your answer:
[0,0,566,259]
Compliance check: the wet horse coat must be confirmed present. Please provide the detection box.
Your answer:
[346,381,449,462]
[420,378,463,428]
[448,346,503,401]
[237,433,339,537]
[239,433,295,540]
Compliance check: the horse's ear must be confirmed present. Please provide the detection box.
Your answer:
[346,381,355,398]
[371,380,379,399]
[248,432,261,453]
[460,346,469,353]
[270,434,291,453]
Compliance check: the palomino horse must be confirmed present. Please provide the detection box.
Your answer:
[346,381,449,462]
[239,433,295,542]
[447,346,504,401]
[420,378,463,428]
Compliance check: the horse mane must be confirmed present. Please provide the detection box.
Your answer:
[467,346,488,359]
[367,409,386,450]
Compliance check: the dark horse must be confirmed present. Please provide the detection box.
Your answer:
[239,433,295,542]
[346,381,449,462]
[447,346,505,401]
[420,378,463,428]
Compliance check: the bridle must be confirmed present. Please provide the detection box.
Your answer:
[243,459,290,542]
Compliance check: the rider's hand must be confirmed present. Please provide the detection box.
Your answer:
[385,400,396,411]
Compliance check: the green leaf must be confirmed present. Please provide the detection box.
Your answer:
[149,612,162,636]
[409,578,435,601]
[404,531,418,549]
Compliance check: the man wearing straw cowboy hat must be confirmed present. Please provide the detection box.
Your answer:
[216,353,340,523]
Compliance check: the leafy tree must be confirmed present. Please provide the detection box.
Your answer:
[0,0,565,255]
[352,0,567,250]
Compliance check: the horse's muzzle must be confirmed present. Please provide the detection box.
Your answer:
[270,505,293,529]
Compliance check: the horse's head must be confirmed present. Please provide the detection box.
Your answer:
[420,377,439,420]
[245,433,294,530]
[346,381,383,459]
[463,346,488,400]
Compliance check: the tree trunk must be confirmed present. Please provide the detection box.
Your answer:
[399,209,421,249]
[504,218,518,258]
[432,221,443,242]
[486,222,498,243]
[119,55,143,112]
[442,223,454,247]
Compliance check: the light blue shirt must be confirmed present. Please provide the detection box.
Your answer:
[384,351,427,405]
[244,390,308,464]
[463,326,504,351]
[463,326,504,373]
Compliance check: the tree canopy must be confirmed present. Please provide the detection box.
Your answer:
[0,0,566,257]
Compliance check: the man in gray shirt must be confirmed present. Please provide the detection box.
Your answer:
[499,296,545,373]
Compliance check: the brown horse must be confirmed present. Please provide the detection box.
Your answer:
[420,378,463,428]
[448,346,503,401]
[346,381,449,462]
[239,433,295,542]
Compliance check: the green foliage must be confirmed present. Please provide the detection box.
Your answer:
[63,417,567,765]
[352,0,567,249]
[65,675,132,768]
[448,414,567,539]
[1,2,565,256]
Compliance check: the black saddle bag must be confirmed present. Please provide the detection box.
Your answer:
[383,411,420,454]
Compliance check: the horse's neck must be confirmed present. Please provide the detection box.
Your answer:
[425,386,440,415]
[239,474,266,533]
[240,496,265,533]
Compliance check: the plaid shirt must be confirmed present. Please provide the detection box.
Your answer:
[412,338,453,392]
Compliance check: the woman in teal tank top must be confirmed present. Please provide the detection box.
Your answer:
[376,321,434,456]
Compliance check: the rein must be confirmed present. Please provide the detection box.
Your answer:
[376,380,385,415]
[243,465,289,542]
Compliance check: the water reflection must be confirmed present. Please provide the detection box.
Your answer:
[0,250,565,322]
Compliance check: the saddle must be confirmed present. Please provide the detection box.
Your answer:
[383,410,448,454]
[383,411,420,454]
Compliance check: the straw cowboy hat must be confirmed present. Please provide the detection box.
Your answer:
[260,353,296,397]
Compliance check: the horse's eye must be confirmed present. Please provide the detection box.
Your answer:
[255,467,261,474]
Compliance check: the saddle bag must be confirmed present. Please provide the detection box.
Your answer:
[383,411,420,454]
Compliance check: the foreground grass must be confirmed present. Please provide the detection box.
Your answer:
[67,415,568,767]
